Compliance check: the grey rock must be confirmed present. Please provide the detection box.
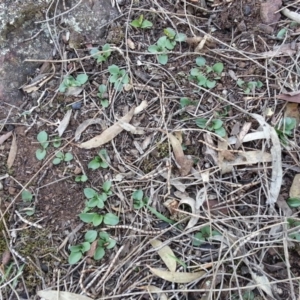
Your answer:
[0,0,118,117]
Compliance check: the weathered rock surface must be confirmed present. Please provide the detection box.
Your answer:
[0,0,118,117]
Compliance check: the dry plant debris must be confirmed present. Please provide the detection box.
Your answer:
[1,0,300,299]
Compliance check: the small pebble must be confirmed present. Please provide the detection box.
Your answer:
[243,5,251,16]
[72,102,82,110]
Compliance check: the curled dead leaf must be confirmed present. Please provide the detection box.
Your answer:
[74,118,103,141]
[150,239,177,272]
[7,133,17,169]
[169,133,193,176]
[148,266,205,283]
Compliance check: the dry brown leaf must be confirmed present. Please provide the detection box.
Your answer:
[284,103,300,126]
[160,172,186,192]
[1,249,11,266]
[0,131,12,145]
[127,38,135,49]
[148,266,205,283]
[78,101,147,149]
[251,113,282,205]
[139,286,168,300]
[168,133,193,176]
[282,7,300,23]
[74,118,103,141]
[258,42,300,58]
[78,108,135,149]
[221,151,272,174]
[86,240,98,258]
[289,174,300,198]
[7,133,17,169]
[56,109,72,137]
[260,0,282,24]
[250,269,273,298]
[118,120,145,134]
[276,196,293,217]
[277,92,300,103]
[235,122,252,149]
[37,290,93,300]
[150,239,177,272]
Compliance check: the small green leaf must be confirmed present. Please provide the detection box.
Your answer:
[64,152,73,162]
[237,78,244,87]
[88,158,101,170]
[25,207,35,216]
[59,83,67,93]
[190,68,200,77]
[212,119,223,130]
[81,241,91,252]
[85,230,97,243]
[277,28,287,39]
[201,225,211,236]
[212,62,224,75]
[68,251,82,264]
[289,233,300,241]
[141,20,153,28]
[92,214,103,226]
[133,189,143,201]
[90,47,99,56]
[80,175,88,182]
[70,244,83,252]
[55,151,64,159]
[101,99,109,108]
[84,188,98,199]
[103,213,119,226]
[36,148,46,160]
[256,80,263,88]
[76,74,88,85]
[87,197,101,208]
[99,231,110,240]
[212,230,221,236]
[98,84,107,94]
[106,238,117,249]
[52,136,61,148]
[197,75,207,86]
[37,131,48,143]
[284,117,296,131]
[164,28,176,39]
[102,44,111,58]
[22,190,33,202]
[195,118,208,129]
[247,82,257,89]
[244,87,250,94]
[158,54,168,65]
[180,97,192,108]
[79,213,96,223]
[52,157,61,165]
[206,80,216,89]
[94,247,105,260]
[193,232,205,246]
[287,197,300,208]
[215,127,226,137]
[108,64,120,75]
[102,181,112,193]
[134,199,145,209]
[175,33,186,42]
[130,19,141,28]
[146,204,174,224]
[196,57,206,67]
[148,45,159,53]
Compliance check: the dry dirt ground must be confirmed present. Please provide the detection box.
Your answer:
[1,0,300,299]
